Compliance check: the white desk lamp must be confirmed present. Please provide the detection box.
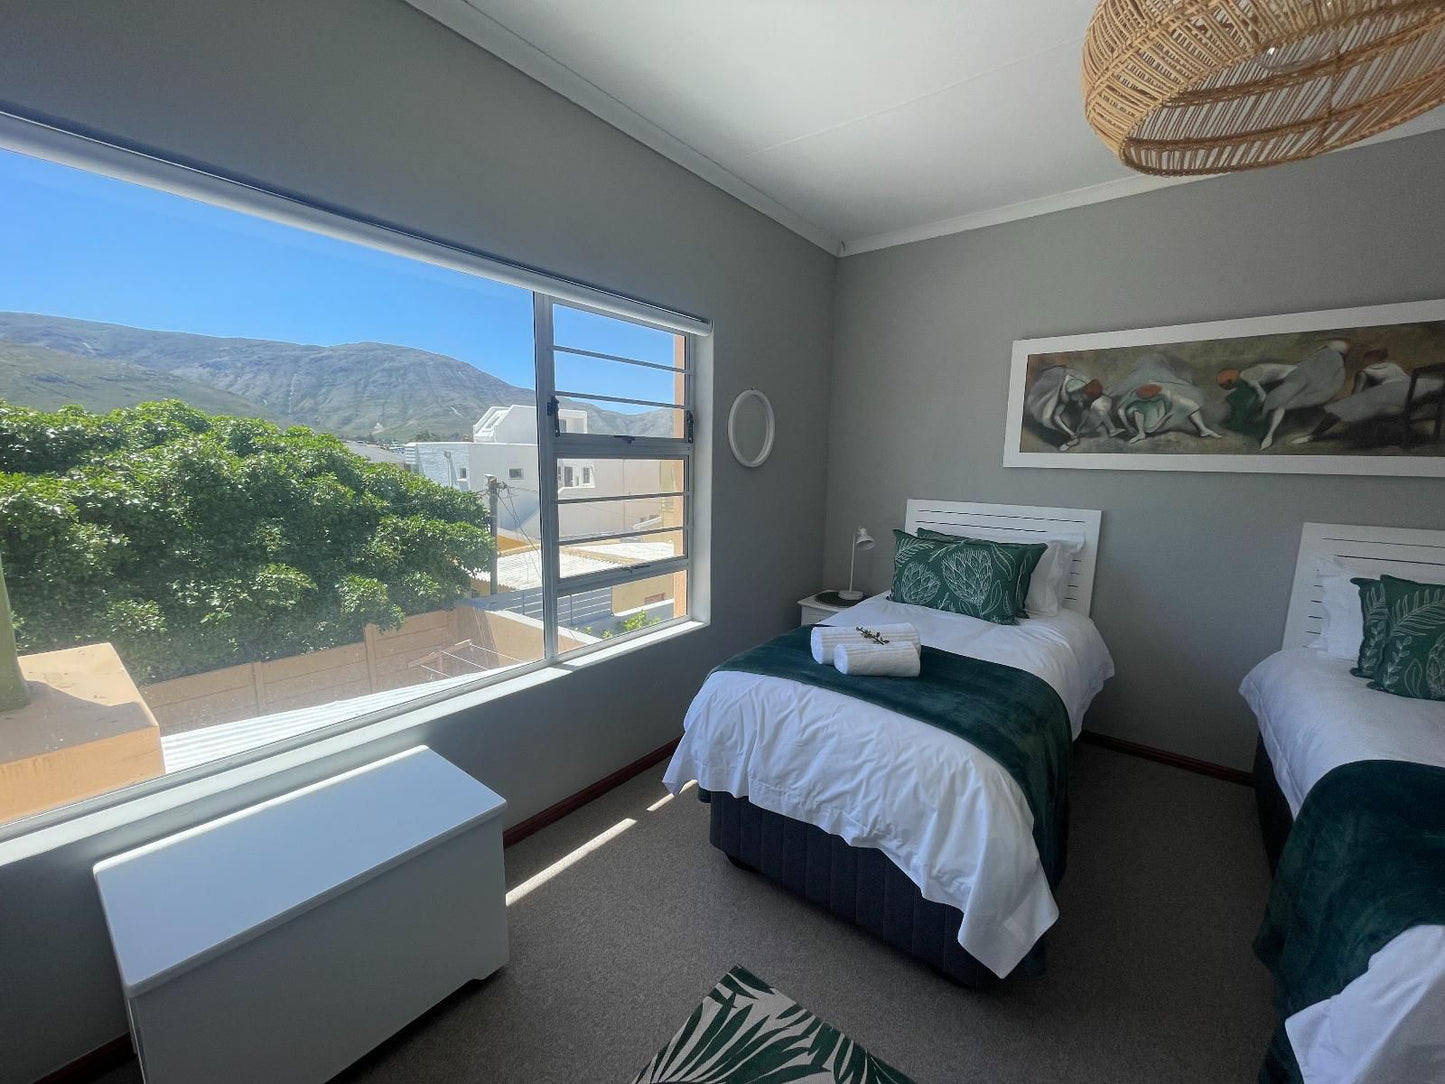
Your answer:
[839,526,875,601]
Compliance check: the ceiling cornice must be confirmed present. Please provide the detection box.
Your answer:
[842,112,1445,256]
[840,173,1201,255]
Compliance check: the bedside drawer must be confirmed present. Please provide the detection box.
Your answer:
[800,603,835,625]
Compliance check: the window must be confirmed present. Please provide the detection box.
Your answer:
[0,116,705,837]
[557,461,597,490]
[538,300,693,647]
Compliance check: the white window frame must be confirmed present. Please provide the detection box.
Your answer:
[533,295,694,658]
[0,108,711,846]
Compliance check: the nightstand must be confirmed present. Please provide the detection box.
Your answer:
[798,592,862,626]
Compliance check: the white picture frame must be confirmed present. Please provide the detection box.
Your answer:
[1003,298,1445,476]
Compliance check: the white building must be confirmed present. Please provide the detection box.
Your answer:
[403,404,673,543]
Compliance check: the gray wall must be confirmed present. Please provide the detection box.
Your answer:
[0,1,834,1079]
[825,130,1445,772]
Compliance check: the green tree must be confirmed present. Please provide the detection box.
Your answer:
[601,609,659,639]
[0,400,493,683]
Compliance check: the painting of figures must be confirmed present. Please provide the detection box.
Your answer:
[1003,300,1445,476]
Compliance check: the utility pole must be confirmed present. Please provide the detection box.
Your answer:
[485,475,501,595]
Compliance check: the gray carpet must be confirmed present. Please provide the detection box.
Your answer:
[90,743,1275,1083]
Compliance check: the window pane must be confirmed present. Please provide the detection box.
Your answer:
[550,304,686,436]
[557,396,687,438]
[554,350,682,406]
[558,570,687,647]
[560,493,685,543]
[553,304,683,369]
[557,456,685,577]
[0,145,539,826]
[558,457,683,529]
[459,534,548,673]
[560,531,685,582]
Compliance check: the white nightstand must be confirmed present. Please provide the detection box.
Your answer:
[798,592,863,626]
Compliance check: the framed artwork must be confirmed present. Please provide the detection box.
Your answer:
[1003,299,1445,476]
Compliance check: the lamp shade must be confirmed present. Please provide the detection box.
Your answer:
[1083,0,1445,176]
[854,527,876,551]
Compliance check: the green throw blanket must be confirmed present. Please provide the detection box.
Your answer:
[1255,759,1445,1083]
[714,625,1073,886]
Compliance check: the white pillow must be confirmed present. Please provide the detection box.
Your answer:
[1315,559,1367,660]
[1314,557,1445,659]
[1026,536,1084,617]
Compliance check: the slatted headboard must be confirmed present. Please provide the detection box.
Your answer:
[1283,522,1445,649]
[903,500,1102,616]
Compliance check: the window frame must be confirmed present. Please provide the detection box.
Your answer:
[0,108,711,846]
[532,295,694,657]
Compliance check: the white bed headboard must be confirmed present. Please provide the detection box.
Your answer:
[903,500,1102,616]
[1283,522,1445,649]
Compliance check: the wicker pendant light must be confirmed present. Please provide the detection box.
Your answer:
[1083,0,1445,175]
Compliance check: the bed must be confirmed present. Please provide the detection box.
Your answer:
[663,500,1113,987]
[1242,522,1445,1084]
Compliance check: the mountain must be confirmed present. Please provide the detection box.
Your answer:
[0,312,674,441]
[0,341,299,423]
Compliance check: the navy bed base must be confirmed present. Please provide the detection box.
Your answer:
[1253,738,1293,873]
[706,790,1031,988]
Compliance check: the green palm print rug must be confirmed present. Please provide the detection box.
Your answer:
[632,967,916,1083]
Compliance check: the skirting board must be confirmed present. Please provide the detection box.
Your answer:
[501,738,680,848]
[32,1036,134,1084]
[35,736,682,1084]
[1079,731,1253,787]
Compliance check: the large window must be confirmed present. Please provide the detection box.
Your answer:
[0,118,703,835]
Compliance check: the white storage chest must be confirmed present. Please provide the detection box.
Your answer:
[93,746,507,1084]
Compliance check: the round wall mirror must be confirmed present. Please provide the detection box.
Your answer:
[728,389,775,468]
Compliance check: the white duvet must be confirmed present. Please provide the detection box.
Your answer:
[663,594,1113,978]
[1242,648,1445,1084]
[1241,647,1445,816]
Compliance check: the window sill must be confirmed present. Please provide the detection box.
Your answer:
[0,618,706,868]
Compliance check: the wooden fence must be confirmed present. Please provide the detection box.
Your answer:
[140,604,588,734]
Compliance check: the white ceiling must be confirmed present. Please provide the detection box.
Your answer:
[408,0,1445,255]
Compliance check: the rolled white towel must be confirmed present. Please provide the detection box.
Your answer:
[834,640,921,678]
[810,623,921,664]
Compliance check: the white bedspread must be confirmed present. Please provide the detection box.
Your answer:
[1241,648,1445,1084]
[1241,648,1445,816]
[663,594,1113,978]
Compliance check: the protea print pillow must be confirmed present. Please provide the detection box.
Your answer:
[1371,575,1445,701]
[1350,577,1390,680]
[890,529,1043,624]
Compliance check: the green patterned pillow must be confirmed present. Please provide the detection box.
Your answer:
[917,528,1046,618]
[1370,575,1445,701]
[890,529,1044,625]
[1350,577,1389,679]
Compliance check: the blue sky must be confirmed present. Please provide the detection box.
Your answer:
[0,147,678,404]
